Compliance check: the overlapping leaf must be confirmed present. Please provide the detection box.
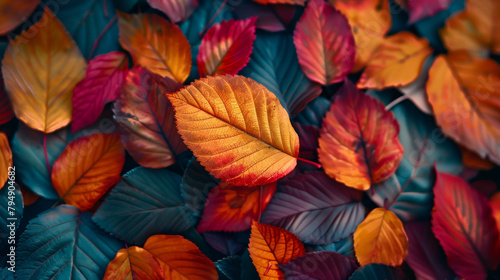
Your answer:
[113,67,187,169]
[147,0,198,23]
[0,132,12,188]
[294,0,355,85]
[397,0,454,24]
[279,251,358,280]
[0,0,39,35]
[349,264,408,280]
[103,246,165,280]
[2,7,87,133]
[118,12,191,83]
[262,171,365,244]
[318,80,403,190]
[168,75,300,187]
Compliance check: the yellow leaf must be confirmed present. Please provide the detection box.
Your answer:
[167,75,299,187]
[1,7,87,133]
[354,208,408,266]
[0,132,12,189]
[118,12,191,83]
[358,32,433,89]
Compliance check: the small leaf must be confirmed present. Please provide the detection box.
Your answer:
[197,17,257,77]
[0,132,12,188]
[349,263,408,280]
[197,182,277,232]
[294,0,355,85]
[318,80,403,190]
[0,0,39,35]
[113,67,187,169]
[93,167,195,244]
[2,7,87,133]
[16,205,123,280]
[143,235,218,280]
[51,133,125,211]
[103,246,165,280]
[20,185,39,206]
[357,32,433,89]
[216,256,242,280]
[118,12,191,83]
[432,170,500,279]
[248,221,305,280]
[147,0,198,23]
[72,51,128,133]
[406,0,453,23]
[353,208,408,266]
[279,251,358,280]
[261,171,365,244]
[168,75,300,187]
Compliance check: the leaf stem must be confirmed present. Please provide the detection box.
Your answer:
[297,157,321,168]
[87,15,117,60]
[385,94,410,111]
[199,0,228,37]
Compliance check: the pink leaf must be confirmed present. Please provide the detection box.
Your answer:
[197,17,257,77]
[293,0,355,85]
[71,51,128,133]
[408,0,453,24]
[147,0,198,23]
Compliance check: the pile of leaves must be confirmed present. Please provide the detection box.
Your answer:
[1,0,500,279]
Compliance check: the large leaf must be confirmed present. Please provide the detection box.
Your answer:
[118,12,191,83]
[426,51,500,164]
[0,132,12,188]
[93,167,196,244]
[318,80,403,190]
[2,7,87,133]
[16,205,123,280]
[103,246,164,280]
[248,221,305,280]
[353,208,408,266]
[0,0,39,35]
[167,75,300,187]
[261,171,365,244]
[432,170,500,279]
[349,264,408,280]
[0,183,22,252]
[71,51,128,133]
[51,133,125,212]
[113,67,187,169]
[147,0,198,23]
[240,32,322,115]
[279,251,358,280]
[294,0,355,85]
[197,18,257,77]
[369,91,462,221]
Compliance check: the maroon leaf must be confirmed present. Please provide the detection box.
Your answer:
[279,251,358,280]
[0,73,14,125]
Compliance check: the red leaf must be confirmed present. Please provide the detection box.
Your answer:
[432,170,500,280]
[0,72,14,125]
[147,0,198,23]
[197,18,257,77]
[293,0,355,85]
[71,51,128,133]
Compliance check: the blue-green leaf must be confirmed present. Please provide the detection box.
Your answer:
[294,96,330,127]
[0,268,14,280]
[349,264,408,280]
[0,183,23,252]
[306,235,355,260]
[181,157,217,220]
[16,205,122,280]
[216,256,241,280]
[93,167,196,245]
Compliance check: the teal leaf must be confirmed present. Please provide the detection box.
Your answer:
[0,183,23,252]
[0,268,14,280]
[294,96,330,127]
[349,264,408,280]
[306,235,355,260]
[16,205,122,280]
[216,256,241,280]
[93,167,196,244]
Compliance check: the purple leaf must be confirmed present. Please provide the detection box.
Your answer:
[279,251,358,280]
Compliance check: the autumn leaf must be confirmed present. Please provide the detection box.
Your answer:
[197,17,257,77]
[426,51,500,164]
[0,132,12,189]
[1,7,87,133]
[279,251,358,280]
[143,235,218,280]
[432,170,500,279]
[357,32,433,89]
[294,0,355,85]
[167,75,300,187]
[0,0,40,35]
[353,208,408,266]
[51,133,125,211]
[147,0,198,23]
[197,182,277,232]
[491,192,500,235]
[252,0,305,5]
[330,0,392,72]
[118,12,191,83]
[461,146,495,170]
[397,0,453,24]
[103,246,165,280]
[0,73,14,126]
[72,51,129,133]
[113,67,187,169]
[318,79,403,190]
[249,221,305,280]
[20,185,39,206]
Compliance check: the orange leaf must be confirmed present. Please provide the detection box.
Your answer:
[1,7,87,133]
[0,132,12,189]
[426,51,500,164]
[354,208,408,266]
[167,75,300,187]
[252,0,305,5]
[330,0,392,72]
[118,12,191,83]
[143,235,218,280]
[103,246,165,280]
[197,182,277,232]
[357,32,433,89]
[20,184,39,206]
[460,146,495,170]
[0,0,39,35]
[51,133,125,211]
[318,80,403,190]
[249,221,305,279]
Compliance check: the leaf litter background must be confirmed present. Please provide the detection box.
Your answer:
[0,0,500,279]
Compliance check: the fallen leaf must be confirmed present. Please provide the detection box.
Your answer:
[103,246,165,280]
[404,0,454,24]
[147,0,198,23]
[0,0,40,35]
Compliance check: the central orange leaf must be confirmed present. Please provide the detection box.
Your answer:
[168,75,300,187]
